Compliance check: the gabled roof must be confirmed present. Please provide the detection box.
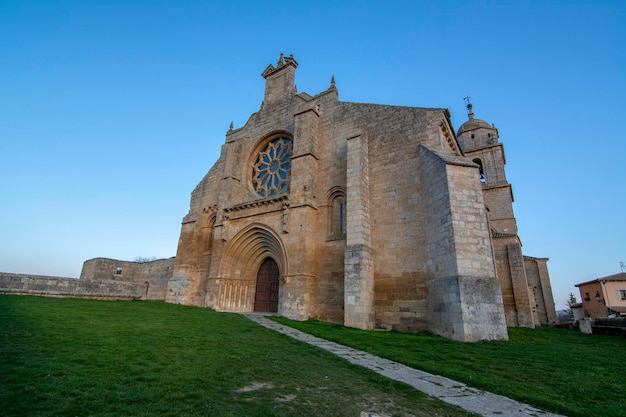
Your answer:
[575,272,626,287]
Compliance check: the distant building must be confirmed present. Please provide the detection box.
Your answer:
[575,272,626,319]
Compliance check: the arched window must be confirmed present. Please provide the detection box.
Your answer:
[332,195,346,233]
[204,215,216,253]
[473,158,486,183]
[327,187,346,240]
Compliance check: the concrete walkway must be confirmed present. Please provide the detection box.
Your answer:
[244,314,566,417]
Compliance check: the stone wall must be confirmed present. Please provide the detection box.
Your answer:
[80,257,175,300]
[0,257,174,301]
[0,272,143,300]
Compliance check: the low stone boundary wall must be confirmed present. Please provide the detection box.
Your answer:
[592,317,626,336]
[0,272,143,300]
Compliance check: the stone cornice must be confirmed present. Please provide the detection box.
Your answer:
[463,142,504,154]
[439,120,461,156]
[482,182,511,191]
[291,151,319,161]
[224,195,289,213]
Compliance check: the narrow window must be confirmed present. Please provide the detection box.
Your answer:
[332,195,346,235]
[204,216,216,253]
[339,201,344,233]
[327,189,346,240]
[473,158,486,182]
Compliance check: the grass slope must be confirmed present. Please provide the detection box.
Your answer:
[270,316,626,417]
[0,295,475,417]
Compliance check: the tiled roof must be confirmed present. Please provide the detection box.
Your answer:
[575,272,626,287]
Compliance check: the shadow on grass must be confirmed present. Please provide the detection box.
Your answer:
[270,316,626,417]
[0,296,477,417]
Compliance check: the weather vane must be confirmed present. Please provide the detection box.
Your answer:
[463,96,473,119]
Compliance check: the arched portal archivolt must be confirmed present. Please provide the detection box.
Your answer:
[215,224,288,312]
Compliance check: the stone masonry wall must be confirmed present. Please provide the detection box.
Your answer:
[0,272,143,300]
[81,257,175,300]
[420,145,507,341]
[361,107,432,332]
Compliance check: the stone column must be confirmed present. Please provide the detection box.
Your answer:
[507,243,535,328]
[536,258,557,323]
[282,107,321,320]
[344,134,374,330]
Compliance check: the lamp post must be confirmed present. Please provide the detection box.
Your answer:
[602,279,612,316]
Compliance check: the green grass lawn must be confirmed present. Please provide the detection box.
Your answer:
[0,295,476,417]
[271,316,626,417]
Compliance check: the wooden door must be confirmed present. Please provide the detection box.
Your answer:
[254,258,279,312]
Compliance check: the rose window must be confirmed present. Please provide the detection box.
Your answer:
[252,138,292,197]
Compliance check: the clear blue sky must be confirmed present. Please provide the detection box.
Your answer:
[1,1,624,310]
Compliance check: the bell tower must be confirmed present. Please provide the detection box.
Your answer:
[457,99,517,235]
[457,99,535,327]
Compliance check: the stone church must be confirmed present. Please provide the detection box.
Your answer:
[165,54,556,342]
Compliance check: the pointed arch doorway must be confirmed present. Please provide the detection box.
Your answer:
[254,258,279,312]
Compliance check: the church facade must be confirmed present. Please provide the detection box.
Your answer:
[165,54,556,342]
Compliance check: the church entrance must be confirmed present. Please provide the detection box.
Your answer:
[254,258,279,312]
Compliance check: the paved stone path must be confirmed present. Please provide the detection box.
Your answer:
[244,314,566,417]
